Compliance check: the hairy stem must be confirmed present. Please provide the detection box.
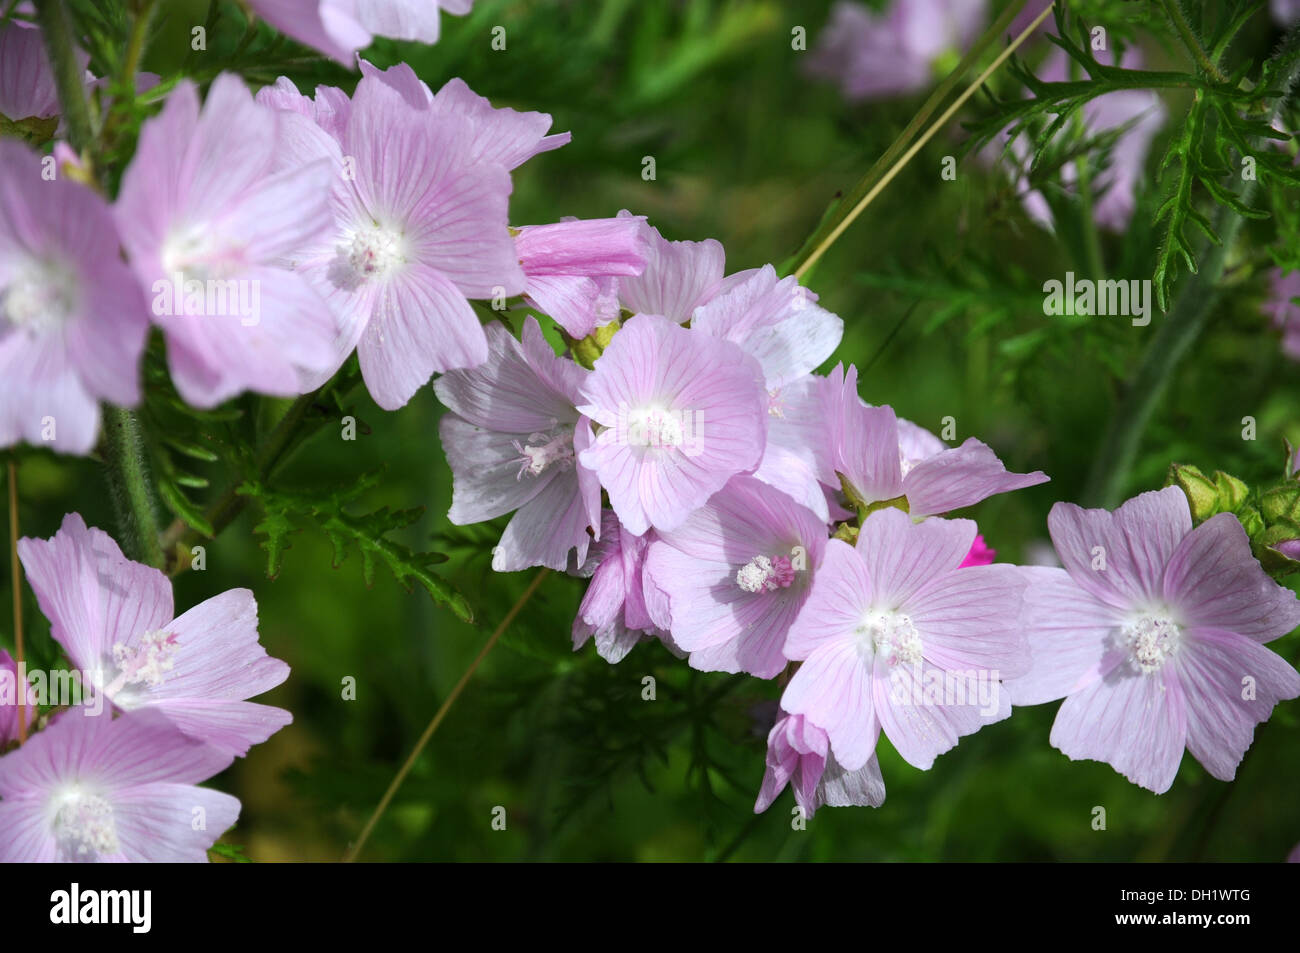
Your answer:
[33,0,93,150]
[784,0,1046,279]
[122,0,157,87]
[1160,0,1227,83]
[7,461,25,744]
[102,406,166,569]
[343,569,550,862]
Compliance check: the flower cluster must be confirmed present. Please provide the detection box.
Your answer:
[0,515,289,861]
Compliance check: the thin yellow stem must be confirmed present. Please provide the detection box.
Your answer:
[794,2,1056,280]
[342,569,550,862]
[8,460,25,744]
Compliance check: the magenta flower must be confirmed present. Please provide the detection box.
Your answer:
[1006,487,1300,793]
[643,476,828,678]
[572,510,659,663]
[17,514,292,757]
[258,68,551,409]
[782,508,1028,772]
[1266,269,1300,361]
[615,211,727,324]
[754,711,885,817]
[0,649,37,746]
[807,0,987,102]
[515,216,651,339]
[577,313,768,535]
[435,318,601,571]
[0,710,239,862]
[960,534,996,567]
[1,140,150,454]
[825,364,1049,517]
[115,74,339,408]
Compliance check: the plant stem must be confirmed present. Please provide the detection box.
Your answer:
[342,569,550,863]
[33,0,93,150]
[1160,0,1227,83]
[160,386,336,567]
[122,0,157,88]
[7,460,25,744]
[789,1,1054,280]
[102,406,165,569]
[1082,33,1300,507]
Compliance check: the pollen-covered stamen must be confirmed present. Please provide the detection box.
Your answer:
[735,554,796,593]
[53,790,119,857]
[857,610,922,666]
[109,629,180,690]
[510,429,575,479]
[626,406,686,448]
[1122,614,1181,673]
[767,389,786,418]
[3,260,77,333]
[346,223,407,281]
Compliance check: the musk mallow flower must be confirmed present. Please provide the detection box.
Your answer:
[782,508,1028,773]
[1266,269,1300,361]
[0,19,72,129]
[17,513,292,757]
[435,317,601,572]
[577,313,768,535]
[825,364,1049,517]
[0,140,150,454]
[0,648,37,746]
[515,216,651,339]
[1274,0,1300,25]
[257,70,530,410]
[754,711,885,817]
[643,476,828,678]
[0,709,239,862]
[248,0,474,65]
[572,510,659,664]
[1005,487,1300,794]
[614,210,727,324]
[114,74,339,409]
[806,0,987,102]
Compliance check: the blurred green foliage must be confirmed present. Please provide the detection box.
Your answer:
[3,0,1299,861]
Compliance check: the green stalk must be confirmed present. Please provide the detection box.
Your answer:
[33,0,93,150]
[102,407,166,568]
[782,0,1040,278]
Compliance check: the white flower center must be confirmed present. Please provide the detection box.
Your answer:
[736,554,795,593]
[3,259,77,332]
[346,223,407,281]
[53,789,119,858]
[161,226,245,282]
[1121,614,1181,673]
[625,406,687,448]
[856,609,922,666]
[511,428,575,479]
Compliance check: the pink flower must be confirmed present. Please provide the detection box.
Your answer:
[754,711,885,816]
[0,710,239,862]
[614,211,727,324]
[807,0,987,102]
[435,318,601,571]
[782,508,1028,772]
[0,19,71,124]
[1266,269,1300,361]
[248,0,474,65]
[0,140,150,454]
[572,510,659,663]
[515,216,651,339]
[1274,0,1300,25]
[17,514,292,757]
[115,74,340,408]
[959,534,996,567]
[258,67,557,409]
[824,364,1049,517]
[1007,487,1300,793]
[0,649,37,746]
[577,313,769,535]
[643,476,828,678]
